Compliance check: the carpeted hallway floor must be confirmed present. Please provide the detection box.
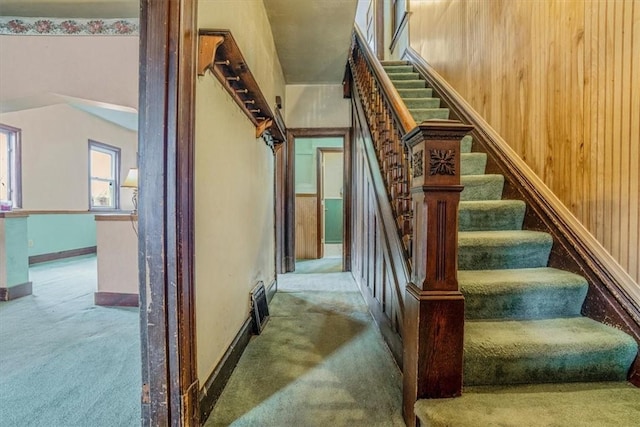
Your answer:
[206,261,405,426]
[0,256,140,427]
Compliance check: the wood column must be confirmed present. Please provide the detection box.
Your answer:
[401,121,473,427]
[139,0,198,425]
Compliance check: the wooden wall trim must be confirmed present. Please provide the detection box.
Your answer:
[198,316,252,423]
[198,279,277,422]
[0,212,29,218]
[0,281,32,301]
[285,130,296,271]
[138,0,198,425]
[15,210,94,215]
[94,291,139,307]
[29,246,96,265]
[95,214,138,221]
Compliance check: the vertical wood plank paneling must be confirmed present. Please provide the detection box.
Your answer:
[629,1,640,281]
[410,0,640,284]
[294,195,318,259]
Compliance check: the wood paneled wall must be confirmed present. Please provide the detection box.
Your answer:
[410,0,640,284]
[295,194,318,259]
[350,98,408,365]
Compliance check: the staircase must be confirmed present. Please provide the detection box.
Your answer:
[382,61,639,425]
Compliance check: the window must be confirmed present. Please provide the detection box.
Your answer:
[0,124,22,208]
[89,140,120,210]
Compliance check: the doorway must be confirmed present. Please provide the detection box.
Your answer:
[317,148,344,260]
[293,137,342,262]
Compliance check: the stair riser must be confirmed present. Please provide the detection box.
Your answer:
[460,176,504,201]
[404,98,441,109]
[383,65,414,73]
[398,88,433,98]
[410,109,450,121]
[458,202,526,231]
[389,73,421,80]
[463,286,587,320]
[458,240,552,270]
[393,80,426,89]
[461,135,473,153]
[464,353,634,386]
[460,153,488,175]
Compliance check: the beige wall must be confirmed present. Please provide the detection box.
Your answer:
[0,35,138,108]
[285,85,351,128]
[0,105,137,211]
[196,0,284,384]
[410,0,640,286]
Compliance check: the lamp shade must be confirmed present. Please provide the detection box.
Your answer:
[122,168,138,188]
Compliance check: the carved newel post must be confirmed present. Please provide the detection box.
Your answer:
[401,120,473,426]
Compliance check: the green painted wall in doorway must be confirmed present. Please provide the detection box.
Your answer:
[4,216,29,287]
[27,213,97,257]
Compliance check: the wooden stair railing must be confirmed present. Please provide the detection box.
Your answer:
[348,26,473,427]
[349,26,416,261]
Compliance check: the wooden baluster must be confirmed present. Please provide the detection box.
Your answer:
[401,121,473,427]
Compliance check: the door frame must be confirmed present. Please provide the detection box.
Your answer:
[316,147,344,259]
[283,128,352,272]
[138,0,198,425]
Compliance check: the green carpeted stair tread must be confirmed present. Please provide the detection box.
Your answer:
[464,317,639,385]
[460,152,488,175]
[383,65,414,73]
[392,79,426,89]
[458,230,553,270]
[461,135,473,153]
[415,382,640,427]
[459,267,588,319]
[460,174,505,201]
[403,97,441,109]
[409,108,450,121]
[387,72,421,80]
[396,88,433,98]
[458,200,526,231]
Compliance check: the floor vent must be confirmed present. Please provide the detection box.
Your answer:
[251,281,270,334]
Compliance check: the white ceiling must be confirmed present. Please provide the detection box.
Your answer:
[263,0,358,84]
[0,0,139,18]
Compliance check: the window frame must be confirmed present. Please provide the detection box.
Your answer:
[88,140,121,211]
[0,123,22,208]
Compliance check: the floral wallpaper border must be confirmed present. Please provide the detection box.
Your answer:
[0,17,139,36]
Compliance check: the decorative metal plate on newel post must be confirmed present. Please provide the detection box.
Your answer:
[400,119,473,427]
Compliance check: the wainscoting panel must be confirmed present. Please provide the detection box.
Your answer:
[410,0,640,284]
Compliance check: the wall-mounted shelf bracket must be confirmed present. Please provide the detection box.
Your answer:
[198,29,286,147]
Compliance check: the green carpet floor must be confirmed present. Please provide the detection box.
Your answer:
[205,269,404,426]
[295,257,343,274]
[382,60,639,425]
[0,256,140,427]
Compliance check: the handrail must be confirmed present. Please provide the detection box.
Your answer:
[349,25,417,260]
[353,25,416,134]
